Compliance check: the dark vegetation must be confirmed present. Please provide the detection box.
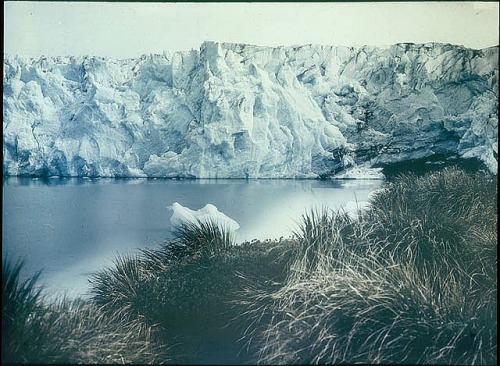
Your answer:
[2,167,497,364]
[2,259,163,364]
[377,154,487,179]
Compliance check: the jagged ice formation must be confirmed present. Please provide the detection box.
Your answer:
[3,42,498,178]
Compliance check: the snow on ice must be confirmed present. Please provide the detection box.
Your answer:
[3,42,498,178]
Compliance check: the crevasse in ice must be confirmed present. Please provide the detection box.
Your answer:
[3,42,498,178]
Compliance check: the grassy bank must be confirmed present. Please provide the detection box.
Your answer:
[2,167,497,364]
[251,167,496,365]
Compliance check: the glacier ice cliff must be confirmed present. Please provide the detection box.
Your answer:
[3,42,498,178]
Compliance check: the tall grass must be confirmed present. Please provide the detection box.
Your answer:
[87,221,236,362]
[89,253,153,325]
[251,227,496,364]
[89,220,296,363]
[171,218,236,258]
[30,298,166,364]
[244,167,497,364]
[2,258,165,364]
[366,167,497,285]
[2,258,43,363]
[90,220,237,325]
[4,167,496,364]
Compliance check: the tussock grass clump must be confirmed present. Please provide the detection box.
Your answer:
[90,220,237,324]
[172,219,236,258]
[294,209,352,252]
[366,166,497,283]
[253,237,497,364]
[140,236,297,363]
[29,298,165,364]
[245,167,497,365]
[2,258,43,363]
[293,207,374,266]
[89,220,297,363]
[89,253,157,331]
[2,258,164,364]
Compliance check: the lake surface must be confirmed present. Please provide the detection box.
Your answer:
[2,177,383,299]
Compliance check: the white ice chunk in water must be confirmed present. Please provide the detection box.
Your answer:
[169,202,240,232]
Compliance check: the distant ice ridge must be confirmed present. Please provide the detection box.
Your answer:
[169,202,240,232]
[3,42,498,178]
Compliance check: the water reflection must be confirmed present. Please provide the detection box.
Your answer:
[3,177,384,299]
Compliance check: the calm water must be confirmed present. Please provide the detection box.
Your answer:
[2,177,383,298]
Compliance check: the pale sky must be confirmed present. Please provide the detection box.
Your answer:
[4,1,499,58]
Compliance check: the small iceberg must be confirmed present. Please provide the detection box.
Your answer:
[168,202,240,232]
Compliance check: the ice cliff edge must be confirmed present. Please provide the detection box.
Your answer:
[3,41,498,178]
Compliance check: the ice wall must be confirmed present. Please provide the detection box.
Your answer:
[3,42,498,178]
